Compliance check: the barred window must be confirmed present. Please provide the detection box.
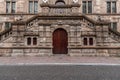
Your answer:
[83,38,88,45]
[33,37,37,45]
[89,38,93,45]
[27,37,31,45]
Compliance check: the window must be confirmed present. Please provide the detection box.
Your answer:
[29,1,38,14]
[33,37,37,45]
[89,38,93,45]
[11,2,16,13]
[83,38,88,45]
[6,1,16,13]
[5,22,11,30]
[109,22,117,31]
[55,0,65,5]
[27,37,37,46]
[83,37,94,46]
[107,1,116,13]
[82,1,92,14]
[27,37,31,45]
[6,1,10,13]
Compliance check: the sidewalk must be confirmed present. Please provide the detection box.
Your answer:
[0,55,120,65]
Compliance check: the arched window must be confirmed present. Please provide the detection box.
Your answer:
[27,37,31,45]
[83,38,87,45]
[55,0,65,5]
[89,38,93,45]
[33,37,37,45]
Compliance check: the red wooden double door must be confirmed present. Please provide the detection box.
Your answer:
[53,28,68,54]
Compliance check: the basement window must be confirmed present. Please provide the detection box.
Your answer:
[27,37,31,45]
[89,38,93,45]
[83,37,94,46]
[33,37,37,45]
[83,38,88,45]
[26,37,37,46]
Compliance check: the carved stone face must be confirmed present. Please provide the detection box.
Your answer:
[73,0,78,3]
[42,0,48,3]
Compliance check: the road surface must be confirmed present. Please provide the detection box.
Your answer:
[0,65,119,80]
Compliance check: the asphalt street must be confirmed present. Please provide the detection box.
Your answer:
[0,65,120,80]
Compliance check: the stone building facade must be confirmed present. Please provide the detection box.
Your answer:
[0,0,120,56]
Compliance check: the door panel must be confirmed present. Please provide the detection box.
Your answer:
[53,28,68,54]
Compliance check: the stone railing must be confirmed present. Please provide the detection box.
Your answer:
[81,31,96,36]
[0,28,12,42]
[40,3,80,15]
[24,31,39,36]
[49,7,71,15]
[109,28,120,42]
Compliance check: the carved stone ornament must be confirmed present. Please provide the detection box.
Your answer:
[43,0,48,3]
[73,0,78,3]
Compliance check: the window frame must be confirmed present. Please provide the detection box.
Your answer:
[26,36,38,46]
[106,1,117,14]
[33,37,37,45]
[83,37,88,45]
[82,0,92,14]
[6,1,16,13]
[5,22,11,30]
[83,37,95,46]
[27,37,32,46]
[109,22,117,31]
[89,37,93,46]
[29,0,38,14]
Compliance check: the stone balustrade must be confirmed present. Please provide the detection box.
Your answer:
[109,28,120,42]
[0,28,12,42]
[49,7,71,15]
[40,3,80,15]
[81,31,96,36]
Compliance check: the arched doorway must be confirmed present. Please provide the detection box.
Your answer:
[53,28,68,54]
